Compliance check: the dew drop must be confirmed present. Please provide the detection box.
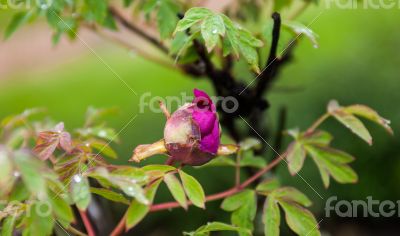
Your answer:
[98,130,107,137]
[212,29,218,34]
[73,175,82,183]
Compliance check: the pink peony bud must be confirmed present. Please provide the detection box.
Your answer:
[164,89,220,166]
[130,89,238,166]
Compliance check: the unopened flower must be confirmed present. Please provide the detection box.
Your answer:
[131,89,237,166]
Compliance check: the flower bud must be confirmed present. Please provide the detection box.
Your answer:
[130,89,237,166]
[164,89,220,166]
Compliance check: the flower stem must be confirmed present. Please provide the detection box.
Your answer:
[306,113,330,134]
[79,210,96,236]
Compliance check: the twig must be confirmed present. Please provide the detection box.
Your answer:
[79,210,96,236]
[86,24,175,70]
[108,6,169,54]
[67,226,88,236]
[110,213,127,236]
[273,107,287,153]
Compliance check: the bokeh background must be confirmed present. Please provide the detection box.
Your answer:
[1,2,399,236]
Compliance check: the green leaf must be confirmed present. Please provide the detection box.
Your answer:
[4,11,34,39]
[90,187,130,205]
[263,196,280,236]
[142,164,176,173]
[307,145,355,164]
[279,201,321,236]
[109,167,148,204]
[286,142,306,175]
[157,1,179,39]
[221,190,250,212]
[179,170,205,209]
[142,164,176,178]
[125,179,162,230]
[328,100,372,145]
[71,175,91,210]
[185,222,249,236]
[164,173,188,209]
[230,190,257,235]
[237,38,260,73]
[1,215,16,236]
[84,0,107,23]
[48,190,74,225]
[283,21,319,48]
[201,14,225,52]
[239,138,262,151]
[90,140,118,159]
[343,104,393,134]
[175,7,213,33]
[24,202,54,236]
[14,150,47,200]
[221,15,240,57]
[302,130,333,146]
[240,153,267,169]
[256,178,280,194]
[306,144,358,188]
[273,187,312,207]
[237,28,264,48]
[200,156,236,168]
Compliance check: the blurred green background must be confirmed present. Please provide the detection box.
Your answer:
[1,3,399,236]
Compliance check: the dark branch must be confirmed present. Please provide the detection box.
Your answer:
[254,12,281,98]
[108,6,169,54]
[273,106,287,153]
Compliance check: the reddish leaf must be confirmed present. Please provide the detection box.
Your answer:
[59,132,73,153]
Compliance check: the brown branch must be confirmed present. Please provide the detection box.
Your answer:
[108,6,169,54]
[255,12,281,98]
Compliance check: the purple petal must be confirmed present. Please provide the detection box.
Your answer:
[193,89,216,112]
[192,110,216,136]
[199,118,220,154]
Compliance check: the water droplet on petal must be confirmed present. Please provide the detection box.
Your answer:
[212,29,218,34]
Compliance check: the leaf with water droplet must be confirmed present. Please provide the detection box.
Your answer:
[201,14,225,52]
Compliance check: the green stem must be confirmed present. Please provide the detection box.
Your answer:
[306,113,330,134]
